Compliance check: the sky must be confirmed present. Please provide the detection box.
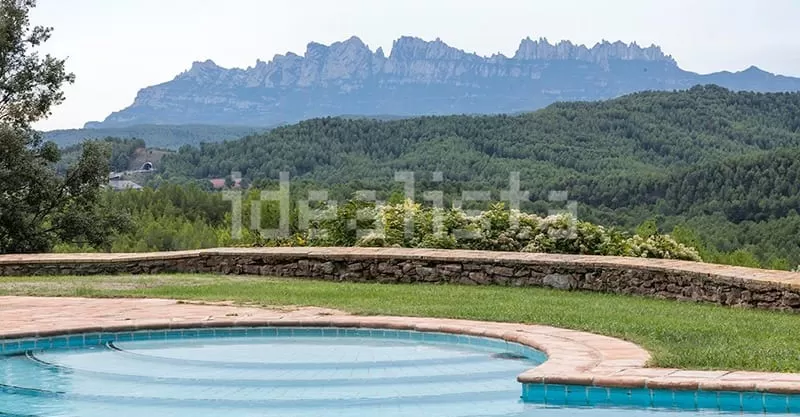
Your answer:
[29,0,800,131]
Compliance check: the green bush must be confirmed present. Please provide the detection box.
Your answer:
[296,199,702,261]
[82,190,702,262]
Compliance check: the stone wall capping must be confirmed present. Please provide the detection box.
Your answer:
[0,250,206,265]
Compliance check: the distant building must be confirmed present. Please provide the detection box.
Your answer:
[108,162,155,180]
[108,180,143,191]
[209,178,242,189]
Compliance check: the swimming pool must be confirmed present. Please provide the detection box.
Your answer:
[0,327,795,416]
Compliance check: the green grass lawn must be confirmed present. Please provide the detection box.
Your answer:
[1,274,799,372]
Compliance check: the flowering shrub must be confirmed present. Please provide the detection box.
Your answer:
[625,234,702,261]
[275,199,703,262]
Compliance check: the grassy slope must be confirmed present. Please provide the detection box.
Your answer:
[2,274,799,372]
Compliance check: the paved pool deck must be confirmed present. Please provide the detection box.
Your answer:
[1,296,799,394]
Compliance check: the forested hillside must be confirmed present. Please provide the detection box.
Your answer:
[160,85,800,191]
[149,86,800,268]
[575,149,800,269]
[56,138,151,173]
[44,124,266,149]
[570,148,800,222]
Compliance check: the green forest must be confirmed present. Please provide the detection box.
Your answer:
[118,86,798,268]
[57,137,149,173]
[45,86,800,269]
[158,85,800,190]
[43,124,267,149]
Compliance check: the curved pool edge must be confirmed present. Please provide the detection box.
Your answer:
[2,296,800,399]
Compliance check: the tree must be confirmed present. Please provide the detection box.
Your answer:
[0,0,127,253]
[635,218,659,238]
[0,0,74,128]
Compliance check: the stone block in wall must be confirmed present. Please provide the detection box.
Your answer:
[377,262,401,276]
[752,291,780,303]
[489,266,514,277]
[781,291,800,307]
[468,271,490,285]
[297,260,310,275]
[316,262,336,275]
[416,266,437,282]
[542,273,577,290]
[242,265,260,275]
[493,275,510,286]
[514,268,530,278]
[457,275,478,285]
[340,272,363,281]
[438,264,462,273]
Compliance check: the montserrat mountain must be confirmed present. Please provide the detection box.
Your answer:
[89,36,800,127]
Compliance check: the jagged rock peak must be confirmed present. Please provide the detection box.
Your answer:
[172,35,682,86]
[95,32,800,129]
[514,37,674,64]
[188,59,223,71]
[389,36,476,61]
[341,35,367,47]
[178,59,227,82]
[302,36,369,56]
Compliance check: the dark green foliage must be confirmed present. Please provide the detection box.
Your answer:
[0,0,126,253]
[0,0,75,128]
[150,86,800,269]
[159,86,800,193]
[99,184,229,252]
[43,124,268,149]
[57,137,147,173]
[0,130,129,252]
[570,148,800,223]
[88,190,701,261]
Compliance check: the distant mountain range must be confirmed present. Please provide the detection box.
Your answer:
[87,36,800,128]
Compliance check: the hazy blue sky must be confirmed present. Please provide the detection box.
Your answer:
[29,0,800,130]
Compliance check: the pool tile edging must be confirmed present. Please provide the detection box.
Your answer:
[1,296,799,396]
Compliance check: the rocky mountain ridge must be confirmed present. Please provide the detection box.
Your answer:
[88,36,800,127]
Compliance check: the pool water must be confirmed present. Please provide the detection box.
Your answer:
[0,328,794,416]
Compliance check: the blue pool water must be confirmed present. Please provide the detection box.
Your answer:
[0,328,795,416]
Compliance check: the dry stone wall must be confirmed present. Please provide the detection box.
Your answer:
[2,248,800,311]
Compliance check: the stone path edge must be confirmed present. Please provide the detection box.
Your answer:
[1,297,799,395]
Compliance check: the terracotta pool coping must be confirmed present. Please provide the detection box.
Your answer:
[1,296,798,394]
